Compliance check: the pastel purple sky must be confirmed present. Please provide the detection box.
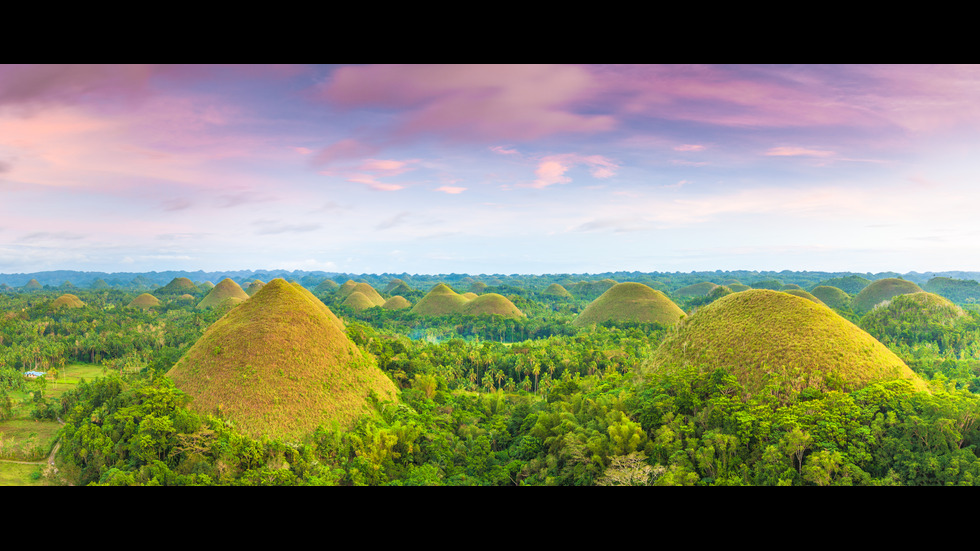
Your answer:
[2,64,980,275]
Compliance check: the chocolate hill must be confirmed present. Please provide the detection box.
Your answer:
[852,278,923,313]
[51,294,85,310]
[644,290,927,395]
[167,278,397,440]
[859,292,968,345]
[411,283,470,316]
[460,293,525,318]
[127,293,162,309]
[197,278,249,310]
[155,277,199,296]
[337,280,385,307]
[811,285,850,309]
[573,282,685,327]
[382,295,412,310]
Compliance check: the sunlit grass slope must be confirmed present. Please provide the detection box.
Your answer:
[573,282,685,327]
[51,294,85,310]
[852,278,923,313]
[461,293,525,318]
[643,289,927,395]
[411,283,469,316]
[197,278,249,310]
[167,278,397,441]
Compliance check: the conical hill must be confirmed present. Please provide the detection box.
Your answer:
[167,278,397,440]
[573,282,685,327]
[460,293,525,318]
[51,294,85,310]
[128,293,162,309]
[543,283,572,298]
[643,290,927,395]
[197,278,249,310]
[156,277,199,296]
[811,285,850,309]
[382,295,412,310]
[859,292,968,345]
[411,283,469,316]
[852,278,923,313]
[343,291,378,311]
[337,281,385,307]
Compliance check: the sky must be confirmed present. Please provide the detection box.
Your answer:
[2,63,980,276]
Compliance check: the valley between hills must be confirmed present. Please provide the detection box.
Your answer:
[3,268,980,486]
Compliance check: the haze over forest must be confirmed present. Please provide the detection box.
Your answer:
[3,64,980,276]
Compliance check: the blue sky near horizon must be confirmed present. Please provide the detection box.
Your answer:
[2,64,980,276]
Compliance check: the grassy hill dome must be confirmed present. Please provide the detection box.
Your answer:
[156,277,199,296]
[51,294,85,310]
[728,283,751,292]
[199,281,215,292]
[469,281,488,294]
[461,292,478,300]
[859,292,968,346]
[543,283,572,298]
[337,281,385,307]
[460,293,525,318]
[852,278,923,313]
[643,289,927,396]
[197,278,249,310]
[23,279,42,290]
[810,286,850,309]
[343,291,378,311]
[411,283,469,316]
[382,295,412,310]
[167,278,397,441]
[573,282,686,327]
[128,293,162,309]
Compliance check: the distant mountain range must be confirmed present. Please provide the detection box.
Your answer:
[2,268,979,291]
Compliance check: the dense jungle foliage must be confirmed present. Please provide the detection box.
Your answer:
[4,272,980,486]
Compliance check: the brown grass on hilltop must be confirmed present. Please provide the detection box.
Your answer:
[167,278,396,441]
[644,289,928,397]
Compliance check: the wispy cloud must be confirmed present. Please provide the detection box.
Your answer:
[765,146,836,157]
[527,153,619,188]
[317,64,616,142]
[435,185,466,194]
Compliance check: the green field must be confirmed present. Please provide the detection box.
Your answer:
[0,462,51,486]
[0,419,61,461]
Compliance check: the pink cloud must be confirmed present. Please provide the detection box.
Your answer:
[528,153,619,188]
[345,174,404,191]
[491,145,520,155]
[765,146,836,157]
[318,64,616,141]
[435,185,467,194]
[674,144,705,152]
